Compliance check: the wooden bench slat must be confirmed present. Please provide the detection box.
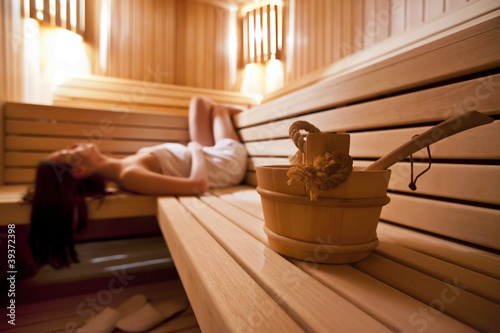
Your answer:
[52,99,190,115]
[4,168,35,184]
[5,152,130,167]
[178,196,391,332]
[354,254,500,332]
[247,158,500,205]
[294,262,475,333]
[6,136,168,153]
[238,73,500,140]
[208,189,482,332]
[374,242,500,304]
[52,87,192,108]
[358,161,500,205]
[235,14,500,128]
[201,194,268,244]
[0,187,157,225]
[55,75,260,105]
[6,120,190,142]
[244,120,500,160]
[377,222,500,279]
[157,197,304,333]
[382,193,500,250]
[5,102,189,128]
[211,186,265,220]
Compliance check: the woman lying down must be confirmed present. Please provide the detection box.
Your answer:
[26,96,248,268]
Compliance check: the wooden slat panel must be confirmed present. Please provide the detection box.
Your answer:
[381,193,500,250]
[244,120,500,160]
[236,14,500,128]
[295,261,474,333]
[247,158,500,205]
[285,0,492,85]
[157,197,304,332]
[238,74,500,141]
[5,102,189,128]
[374,242,500,304]
[6,136,168,153]
[207,189,481,332]
[52,99,189,116]
[178,196,391,332]
[57,75,260,103]
[377,222,500,279]
[91,0,237,90]
[361,161,500,205]
[5,151,129,167]
[354,254,500,332]
[52,87,191,108]
[4,168,35,184]
[0,185,156,225]
[6,120,189,141]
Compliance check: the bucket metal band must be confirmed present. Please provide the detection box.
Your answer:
[256,186,391,207]
[264,225,380,254]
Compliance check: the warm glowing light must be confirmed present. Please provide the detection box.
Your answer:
[60,0,67,26]
[36,11,44,20]
[270,7,276,55]
[249,12,255,62]
[70,0,77,30]
[99,0,110,73]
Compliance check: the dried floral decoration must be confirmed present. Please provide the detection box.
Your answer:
[287,121,353,201]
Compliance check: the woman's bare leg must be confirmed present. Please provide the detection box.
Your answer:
[189,96,215,147]
[211,104,240,143]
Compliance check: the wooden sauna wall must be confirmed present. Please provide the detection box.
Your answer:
[285,0,478,84]
[0,0,24,103]
[86,0,237,91]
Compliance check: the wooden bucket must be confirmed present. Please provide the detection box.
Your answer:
[256,131,391,264]
[256,165,391,264]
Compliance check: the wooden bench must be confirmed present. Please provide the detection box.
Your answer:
[0,83,257,231]
[52,74,261,115]
[156,12,500,332]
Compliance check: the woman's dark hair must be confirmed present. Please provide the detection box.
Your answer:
[25,159,107,268]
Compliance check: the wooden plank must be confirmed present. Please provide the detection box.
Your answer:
[5,102,189,128]
[381,193,500,250]
[6,136,169,153]
[157,197,304,333]
[244,120,500,160]
[211,186,265,220]
[374,242,500,303]
[0,187,156,225]
[238,73,500,141]
[357,161,500,205]
[52,99,190,116]
[203,190,478,332]
[354,254,500,332]
[295,262,475,333]
[201,194,268,244]
[56,75,260,102]
[235,13,500,127]
[377,222,500,279]
[52,87,192,108]
[6,120,190,141]
[6,152,128,167]
[247,158,500,205]
[178,196,391,332]
[0,105,4,185]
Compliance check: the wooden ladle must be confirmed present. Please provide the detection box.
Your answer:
[363,111,494,171]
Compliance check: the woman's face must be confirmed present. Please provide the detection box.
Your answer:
[47,143,97,167]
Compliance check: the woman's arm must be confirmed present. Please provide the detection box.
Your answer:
[119,142,208,195]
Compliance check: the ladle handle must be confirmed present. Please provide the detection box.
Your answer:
[363,111,494,171]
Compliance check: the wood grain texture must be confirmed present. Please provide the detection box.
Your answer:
[88,0,237,91]
[157,197,304,333]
